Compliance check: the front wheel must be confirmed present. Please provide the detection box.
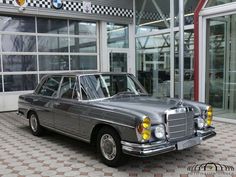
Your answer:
[29,113,43,136]
[97,127,124,167]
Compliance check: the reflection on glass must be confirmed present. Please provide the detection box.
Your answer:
[174,30,194,100]
[207,20,225,109]
[37,18,67,34]
[4,75,37,92]
[2,34,36,52]
[59,77,77,99]
[38,36,68,52]
[135,0,197,32]
[174,0,198,27]
[135,0,170,35]
[39,55,69,71]
[70,55,97,70]
[70,38,97,53]
[206,15,236,119]
[0,76,2,92]
[69,21,96,35]
[205,0,236,7]
[107,23,129,48]
[110,53,127,72]
[0,15,35,32]
[3,55,37,72]
[38,76,61,97]
[80,74,147,100]
[136,34,170,97]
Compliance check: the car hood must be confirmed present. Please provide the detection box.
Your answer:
[91,96,186,123]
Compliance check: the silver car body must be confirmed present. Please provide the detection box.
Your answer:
[18,72,216,157]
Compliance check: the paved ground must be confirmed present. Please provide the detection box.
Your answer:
[0,112,235,177]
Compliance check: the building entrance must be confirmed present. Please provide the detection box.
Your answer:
[205,15,236,119]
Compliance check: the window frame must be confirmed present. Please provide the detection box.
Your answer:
[0,15,99,93]
[78,73,148,101]
[58,75,80,100]
[36,75,62,98]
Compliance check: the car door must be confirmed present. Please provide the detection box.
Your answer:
[53,76,81,135]
[32,76,62,127]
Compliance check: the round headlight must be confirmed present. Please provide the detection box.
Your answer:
[154,124,165,139]
[197,118,205,129]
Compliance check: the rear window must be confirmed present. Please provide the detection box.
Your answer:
[38,76,62,97]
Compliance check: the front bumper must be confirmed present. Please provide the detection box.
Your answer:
[121,128,216,157]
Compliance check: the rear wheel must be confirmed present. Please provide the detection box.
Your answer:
[97,127,124,167]
[29,112,43,136]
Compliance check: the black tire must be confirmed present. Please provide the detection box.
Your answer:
[29,112,43,136]
[97,127,124,167]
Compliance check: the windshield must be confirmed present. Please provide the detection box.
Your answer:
[80,74,148,100]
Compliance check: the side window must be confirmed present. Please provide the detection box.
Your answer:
[38,76,61,97]
[59,77,78,99]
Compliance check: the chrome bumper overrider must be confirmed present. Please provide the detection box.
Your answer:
[121,128,216,157]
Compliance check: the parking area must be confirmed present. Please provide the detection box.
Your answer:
[0,112,235,177]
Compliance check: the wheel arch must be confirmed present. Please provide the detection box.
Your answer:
[26,109,37,119]
[90,123,121,146]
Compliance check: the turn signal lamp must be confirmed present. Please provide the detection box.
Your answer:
[206,106,213,126]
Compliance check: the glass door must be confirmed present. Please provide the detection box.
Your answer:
[206,18,227,109]
[206,15,236,119]
[109,50,128,72]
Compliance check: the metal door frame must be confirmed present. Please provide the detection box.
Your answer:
[198,2,236,103]
[107,48,130,73]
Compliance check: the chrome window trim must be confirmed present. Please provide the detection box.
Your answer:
[78,73,148,101]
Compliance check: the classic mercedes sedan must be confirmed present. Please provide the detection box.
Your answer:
[18,72,216,166]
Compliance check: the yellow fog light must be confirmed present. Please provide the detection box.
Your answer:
[206,106,213,126]
[137,116,151,141]
[142,130,151,140]
[142,117,151,129]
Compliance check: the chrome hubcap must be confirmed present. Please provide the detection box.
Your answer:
[100,134,117,161]
[30,115,38,132]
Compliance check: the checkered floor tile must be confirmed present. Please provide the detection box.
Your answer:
[0,112,235,177]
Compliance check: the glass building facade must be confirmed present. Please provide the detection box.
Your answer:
[199,0,236,119]
[0,16,98,92]
[135,0,197,99]
[0,0,235,121]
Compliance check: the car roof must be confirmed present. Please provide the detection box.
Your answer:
[44,71,129,77]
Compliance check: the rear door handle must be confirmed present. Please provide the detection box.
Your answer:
[33,99,39,102]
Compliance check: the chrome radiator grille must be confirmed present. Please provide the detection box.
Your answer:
[166,107,194,142]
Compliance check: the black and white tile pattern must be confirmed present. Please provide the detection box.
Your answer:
[37,0,51,8]
[91,4,133,18]
[1,0,13,5]
[0,0,133,18]
[62,1,82,12]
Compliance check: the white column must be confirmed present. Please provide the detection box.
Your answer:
[179,0,184,99]
[128,0,136,75]
[99,21,108,72]
[170,0,175,98]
